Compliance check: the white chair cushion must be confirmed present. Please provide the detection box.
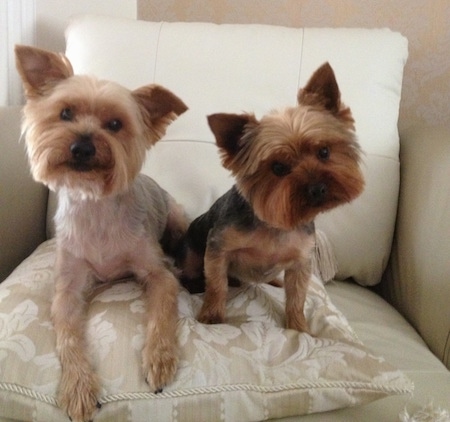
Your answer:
[64,15,408,286]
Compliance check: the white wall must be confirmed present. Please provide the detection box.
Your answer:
[36,0,137,52]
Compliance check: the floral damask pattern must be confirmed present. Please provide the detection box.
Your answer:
[138,0,450,132]
[0,300,38,367]
[0,240,413,421]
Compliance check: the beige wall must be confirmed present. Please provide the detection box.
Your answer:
[36,0,137,52]
[138,0,450,133]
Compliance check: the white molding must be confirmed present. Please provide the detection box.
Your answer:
[1,0,36,106]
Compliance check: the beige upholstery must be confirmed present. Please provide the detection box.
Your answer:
[382,126,450,370]
[0,106,48,281]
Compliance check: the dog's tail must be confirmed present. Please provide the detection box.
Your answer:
[312,229,338,283]
[160,195,190,258]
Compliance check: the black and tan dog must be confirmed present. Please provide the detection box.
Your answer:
[178,63,365,333]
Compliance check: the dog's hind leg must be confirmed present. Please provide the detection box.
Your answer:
[197,242,229,324]
[52,249,101,422]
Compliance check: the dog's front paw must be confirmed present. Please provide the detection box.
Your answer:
[58,370,101,422]
[286,314,310,334]
[197,307,225,325]
[143,341,178,393]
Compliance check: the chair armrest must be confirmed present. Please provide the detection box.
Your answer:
[382,126,450,369]
[0,106,48,282]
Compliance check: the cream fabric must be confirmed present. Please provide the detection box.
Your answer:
[0,240,412,421]
[0,106,47,282]
[384,126,450,370]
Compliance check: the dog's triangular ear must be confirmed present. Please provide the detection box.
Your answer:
[297,62,341,114]
[15,45,73,97]
[133,84,188,145]
[207,113,257,159]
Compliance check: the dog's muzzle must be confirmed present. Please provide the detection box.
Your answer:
[70,135,96,171]
[306,182,328,206]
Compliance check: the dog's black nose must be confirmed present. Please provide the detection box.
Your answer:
[70,136,96,162]
[306,182,328,206]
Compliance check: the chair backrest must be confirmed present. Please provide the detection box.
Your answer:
[62,15,408,286]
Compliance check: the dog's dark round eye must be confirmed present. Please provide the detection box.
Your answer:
[271,161,291,177]
[318,146,330,161]
[106,119,123,132]
[60,108,73,121]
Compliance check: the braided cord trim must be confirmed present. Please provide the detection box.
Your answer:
[0,379,414,406]
[100,380,413,403]
[0,382,58,406]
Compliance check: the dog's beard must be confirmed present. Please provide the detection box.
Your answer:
[24,125,145,200]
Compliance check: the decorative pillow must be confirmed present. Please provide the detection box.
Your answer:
[0,240,413,421]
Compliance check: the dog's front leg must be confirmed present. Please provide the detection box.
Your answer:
[141,266,180,393]
[284,264,311,333]
[52,249,101,422]
[197,243,229,324]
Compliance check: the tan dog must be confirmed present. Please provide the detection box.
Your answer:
[15,45,188,422]
[178,63,365,333]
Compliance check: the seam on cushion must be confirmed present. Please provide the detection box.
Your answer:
[366,152,400,163]
[153,21,164,83]
[444,329,450,368]
[161,139,217,145]
[158,143,401,162]
[127,400,132,422]
[296,27,305,91]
